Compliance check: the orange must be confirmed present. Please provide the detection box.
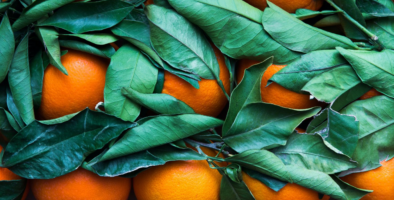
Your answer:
[162,45,230,117]
[37,49,109,119]
[145,0,153,5]
[244,0,324,13]
[134,159,222,200]
[237,60,320,109]
[0,145,29,200]
[341,158,394,200]
[31,168,131,200]
[295,128,306,133]
[243,172,319,200]
[359,88,382,100]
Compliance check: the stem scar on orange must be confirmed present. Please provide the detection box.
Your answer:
[244,0,324,13]
[237,59,320,109]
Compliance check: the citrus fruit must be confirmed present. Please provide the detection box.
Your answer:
[0,145,28,200]
[145,0,153,5]
[244,0,324,13]
[359,88,382,100]
[237,60,320,109]
[341,158,394,200]
[31,168,131,200]
[37,49,109,120]
[162,45,230,117]
[242,172,319,200]
[134,147,222,200]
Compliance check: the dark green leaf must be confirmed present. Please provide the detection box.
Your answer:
[60,33,118,45]
[104,44,158,122]
[6,88,24,129]
[168,0,301,64]
[122,87,194,115]
[332,176,371,200]
[294,9,339,20]
[243,168,287,192]
[8,32,34,125]
[220,175,255,200]
[330,83,371,111]
[59,39,115,58]
[0,179,26,200]
[100,114,223,161]
[333,0,368,40]
[367,17,394,49]
[30,50,45,108]
[223,103,320,152]
[0,14,14,84]
[39,0,134,33]
[263,3,357,53]
[357,0,394,17]
[0,108,18,140]
[2,109,135,179]
[11,0,74,31]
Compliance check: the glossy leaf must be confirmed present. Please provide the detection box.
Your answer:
[272,132,357,174]
[11,0,74,31]
[99,114,223,161]
[60,33,118,45]
[333,0,367,40]
[220,175,255,200]
[223,58,272,134]
[168,0,301,64]
[0,179,27,200]
[269,50,347,93]
[367,18,394,49]
[8,33,35,125]
[2,109,135,179]
[0,14,14,83]
[337,47,394,98]
[223,103,321,152]
[104,45,157,121]
[36,27,68,75]
[121,87,194,115]
[263,3,357,53]
[59,40,115,58]
[6,88,24,129]
[39,0,134,33]
[0,108,18,140]
[243,168,287,192]
[30,50,45,108]
[357,0,394,17]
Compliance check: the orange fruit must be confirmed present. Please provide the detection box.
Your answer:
[295,128,306,133]
[145,0,153,5]
[243,172,319,200]
[134,158,222,200]
[244,0,324,13]
[0,145,29,200]
[341,158,394,200]
[359,88,382,100]
[31,168,131,200]
[237,60,320,109]
[37,49,109,119]
[162,45,230,117]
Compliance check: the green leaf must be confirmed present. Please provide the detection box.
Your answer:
[39,0,134,33]
[243,168,287,192]
[8,32,34,125]
[357,0,394,17]
[121,87,194,115]
[223,103,321,152]
[11,0,74,31]
[225,149,289,181]
[223,58,272,134]
[168,0,301,64]
[302,65,361,103]
[333,0,368,40]
[89,144,206,177]
[60,33,118,45]
[367,18,394,49]
[332,176,371,200]
[337,47,394,98]
[272,132,357,174]
[59,39,115,58]
[6,88,24,129]
[0,14,14,84]
[36,27,68,75]
[30,50,45,108]
[0,108,18,140]
[111,19,163,67]
[262,3,358,53]
[294,9,339,20]
[330,83,371,111]
[99,114,223,161]
[39,112,79,125]
[0,179,26,200]
[269,50,347,93]
[220,175,255,200]
[104,44,158,122]
[146,5,219,80]
[375,0,394,12]
[2,109,135,179]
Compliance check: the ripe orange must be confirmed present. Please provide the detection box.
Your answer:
[162,45,230,117]
[244,0,324,13]
[0,145,28,200]
[237,60,320,109]
[242,172,319,200]
[341,158,394,200]
[37,49,109,120]
[145,0,153,5]
[359,88,382,100]
[31,168,131,200]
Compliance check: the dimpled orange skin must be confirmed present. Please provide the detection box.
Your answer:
[359,88,382,100]
[237,60,320,109]
[31,168,131,200]
[37,49,108,120]
[244,0,324,13]
[341,159,394,200]
[134,158,222,200]
[162,45,230,117]
[242,172,320,200]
